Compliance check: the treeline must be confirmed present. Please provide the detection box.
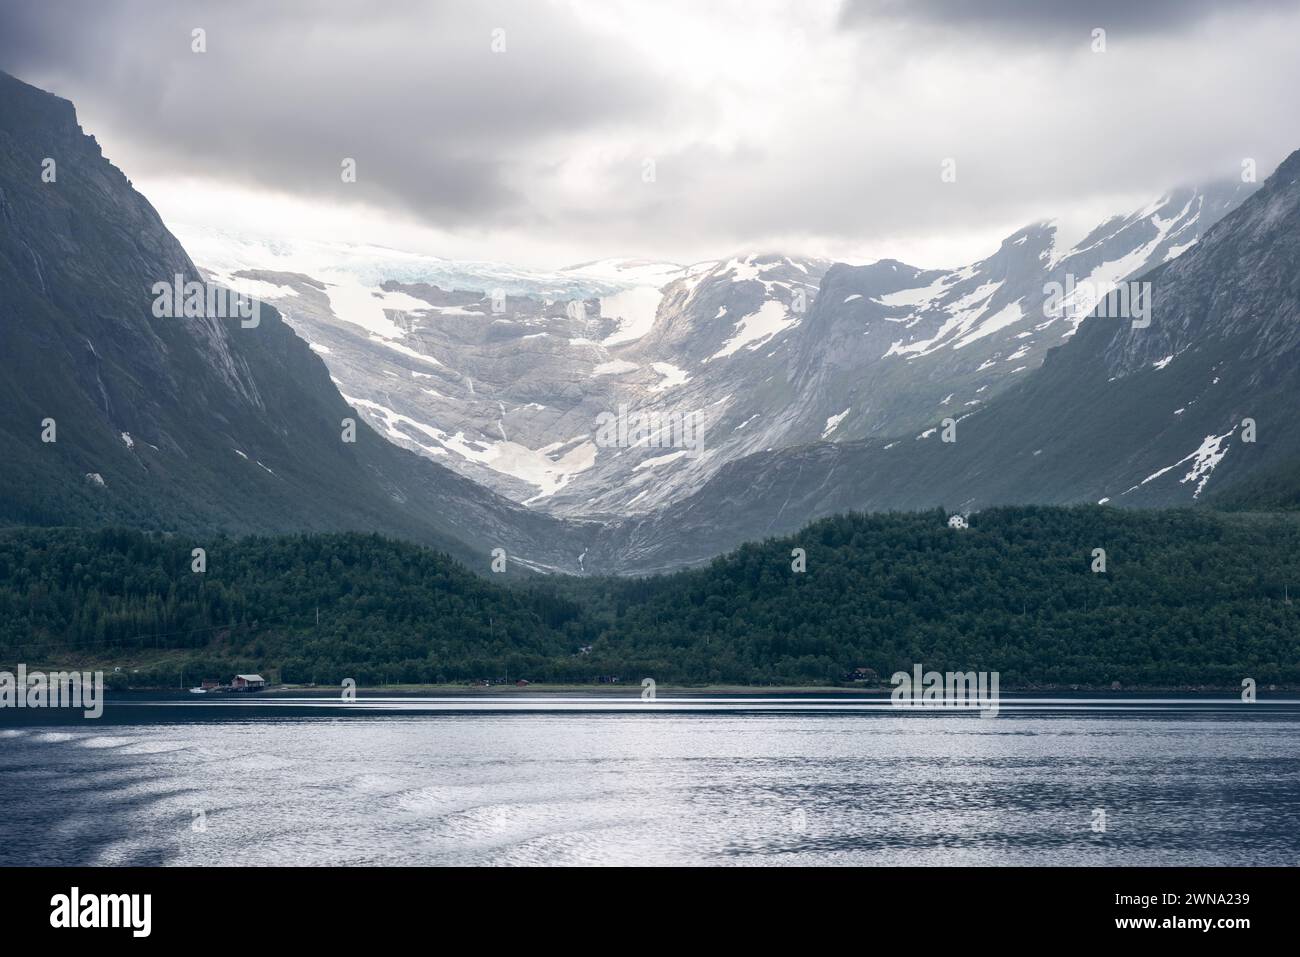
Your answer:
[591,507,1300,686]
[0,528,594,686]
[1,506,1298,687]
[1212,456,1300,511]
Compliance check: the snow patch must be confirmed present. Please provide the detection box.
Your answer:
[373,337,443,368]
[633,449,690,471]
[324,277,433,339]
[878,273,953,308]
[955,300,1025,348]
[883,280,1003,358]
[821,407,851,439]
[1180,430,1234,498]
[1131,429,1235,499]
[346,394,597,500]
[600,286,665,346]
[650,362,689,392]
[708,300,795,360]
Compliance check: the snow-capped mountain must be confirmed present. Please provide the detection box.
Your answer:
[582,155,1300,573]
[187,231,834,515]
[778,181,1256,449]
[9,67,1293,582]
[182,181,1252,521]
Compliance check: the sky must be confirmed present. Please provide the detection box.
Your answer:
[2,0,1298,270]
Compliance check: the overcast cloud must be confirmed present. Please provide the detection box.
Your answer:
[840,0,1300,37]
[2,0,1298,268]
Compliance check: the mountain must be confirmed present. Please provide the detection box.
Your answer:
[187,185,1252,522]
[780,182,1254,446]
[188,239,833,517]
[3,70,1288,582]
[583,152,1300,573]
[0,71,593,573]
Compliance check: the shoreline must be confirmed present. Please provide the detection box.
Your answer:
[147,681,1285,696]
[4,663,1286,696]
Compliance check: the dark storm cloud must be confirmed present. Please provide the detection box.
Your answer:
[2,0,1297,265]
[839,0,1300,39]
[0,0,664,226]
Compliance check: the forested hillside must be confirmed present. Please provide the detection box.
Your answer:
[593,507,1300,686]
[0,528,592,686]
[2,506,1297,688]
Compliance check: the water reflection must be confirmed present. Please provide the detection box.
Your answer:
[1,712,1298,865]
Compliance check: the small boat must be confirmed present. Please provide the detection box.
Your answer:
[189,687,207,694]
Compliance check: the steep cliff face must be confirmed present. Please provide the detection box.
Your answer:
[0,71,593,573]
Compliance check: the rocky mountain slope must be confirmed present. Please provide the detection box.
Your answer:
[584,152,1300,573]
[781,182,1254,446]
[186,183,1252,521]
[187,233,833,517]
[0,71,593,573]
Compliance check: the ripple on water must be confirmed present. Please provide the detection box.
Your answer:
[76,736,136,749]
[4,713,1300,866]
[118,740,191,755]
[348,773,407,794]
[392,785,463,815]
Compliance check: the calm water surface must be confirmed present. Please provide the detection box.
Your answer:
[2,701,1298,866]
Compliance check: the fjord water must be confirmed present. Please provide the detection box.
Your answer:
[3,704,1298,866]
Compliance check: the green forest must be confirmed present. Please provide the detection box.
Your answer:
[1,505,1298,688]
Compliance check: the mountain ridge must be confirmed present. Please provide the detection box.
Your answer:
[4,69,1295,580]
[0,69,594,575]
[192,176,1255,520]
[580,149,1300,573]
